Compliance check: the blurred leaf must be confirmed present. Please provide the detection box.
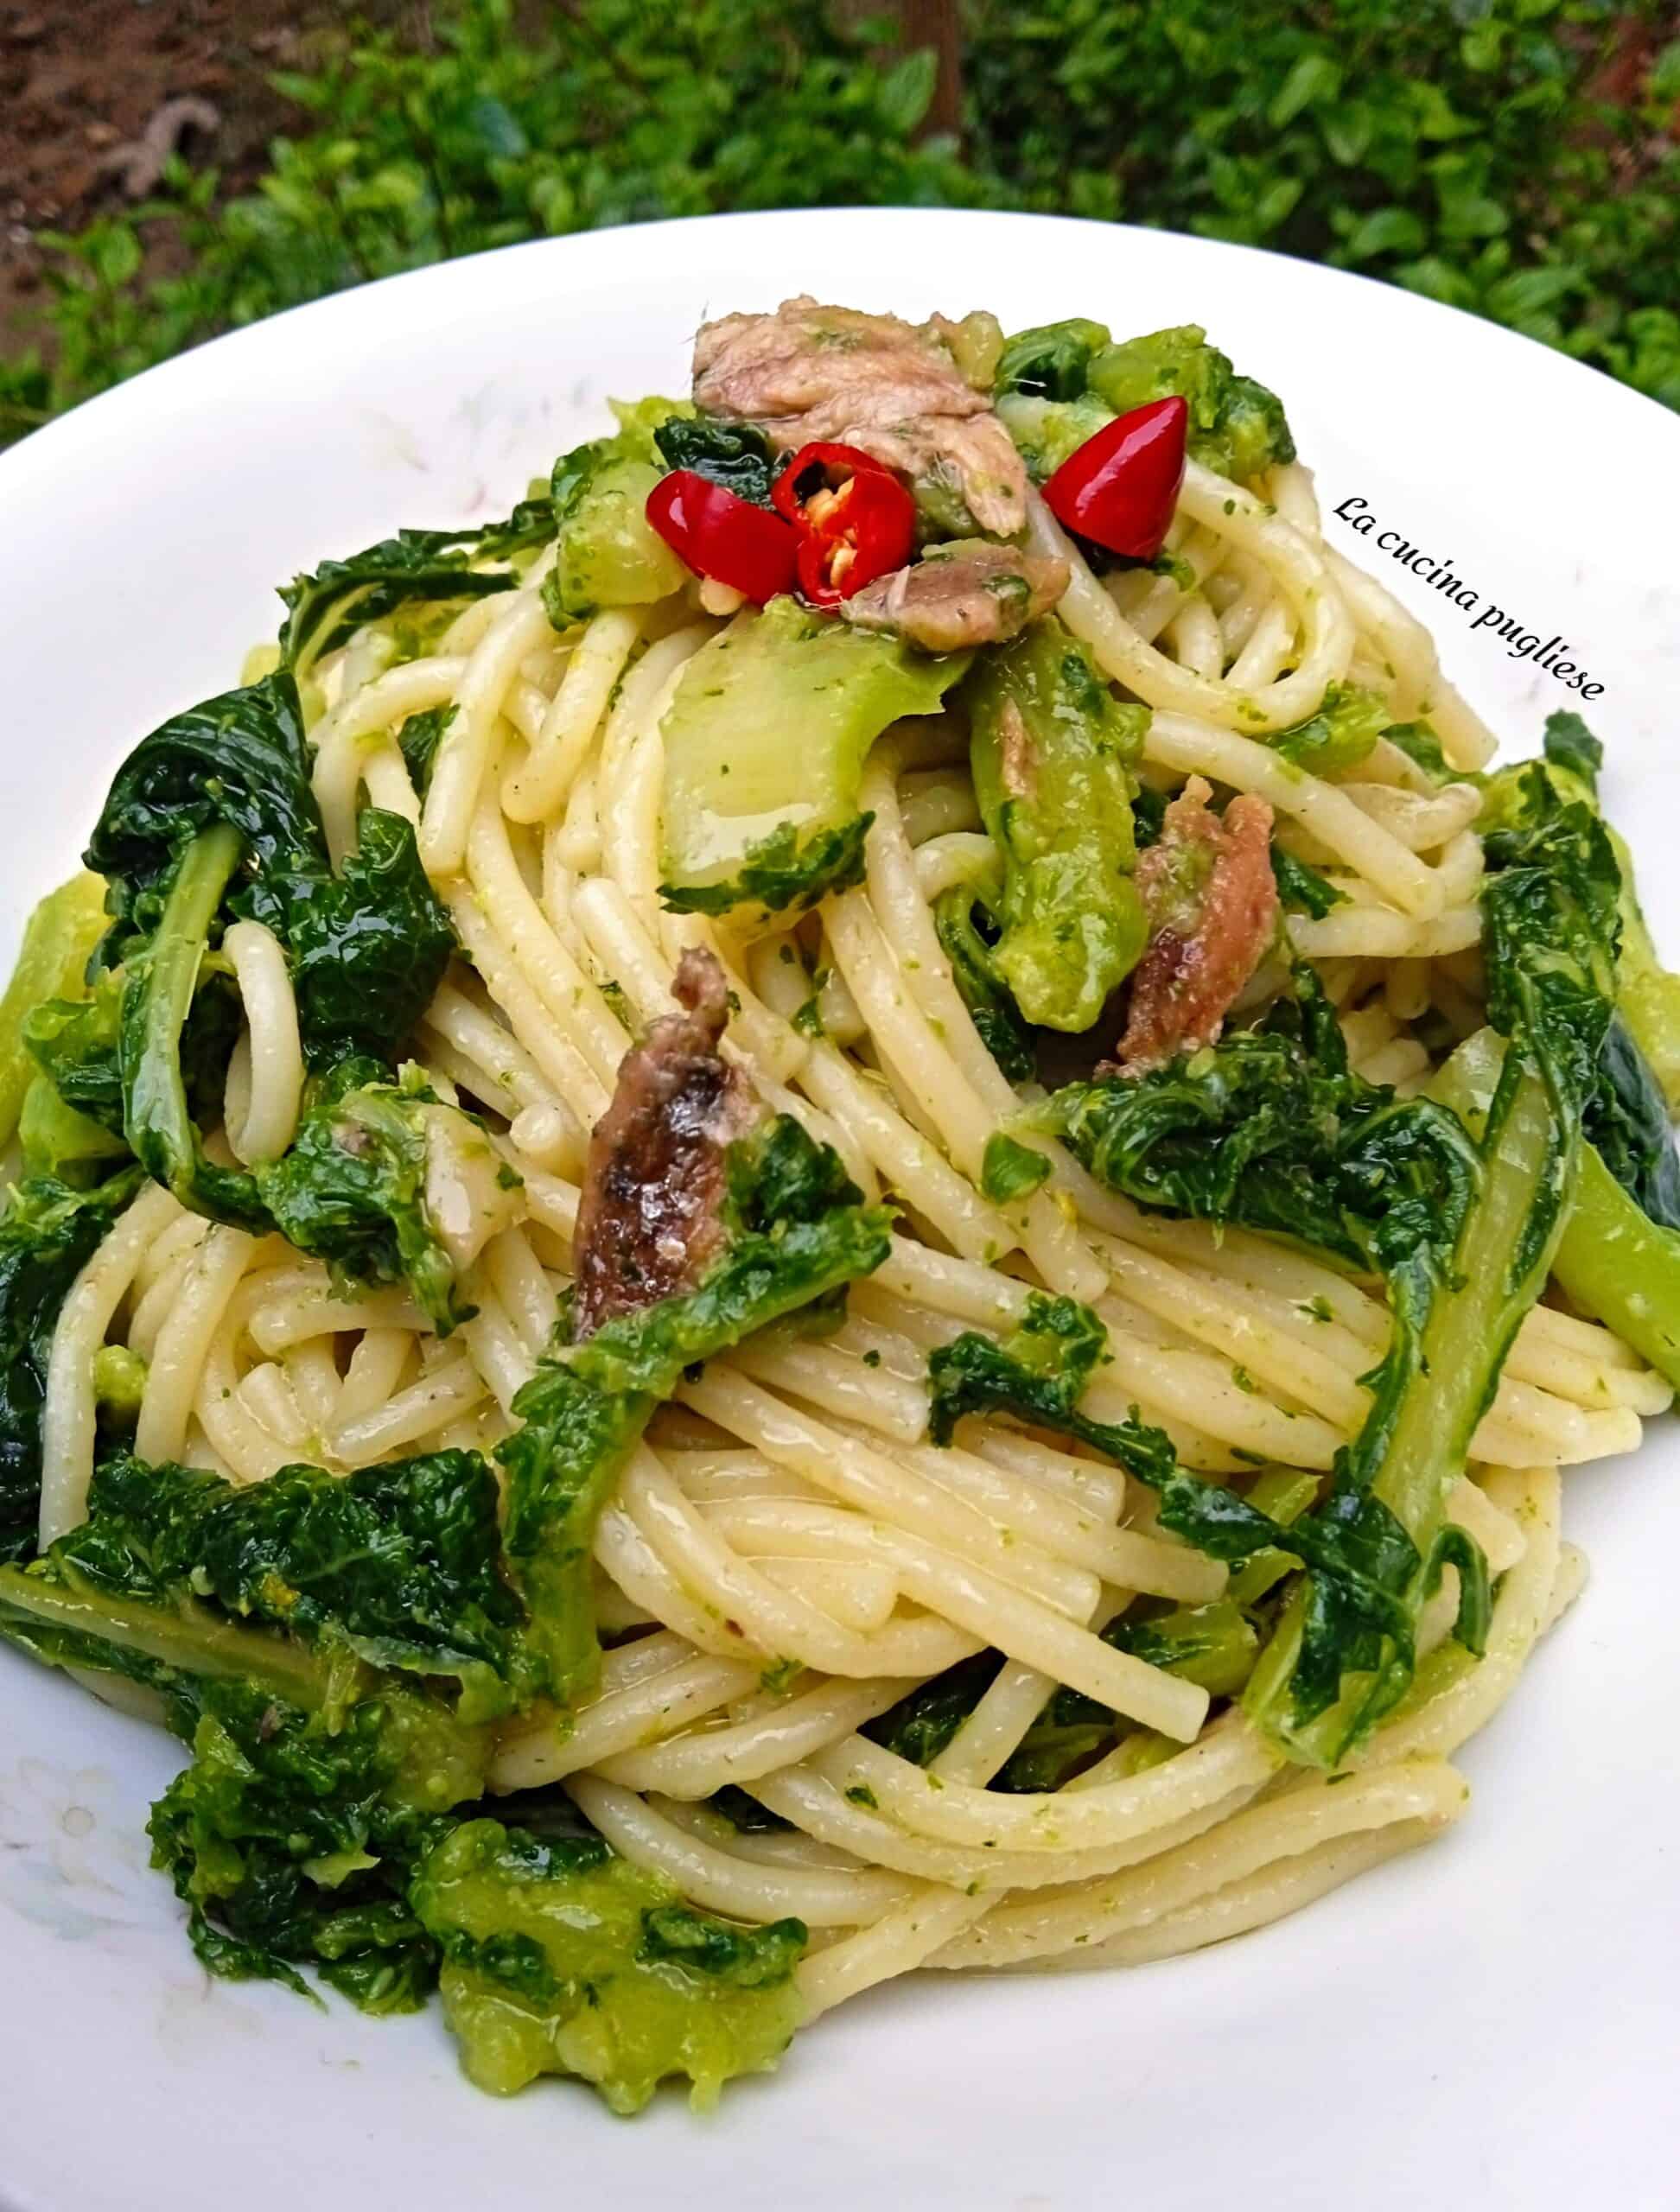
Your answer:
[878,49,938,135]
[1343,206,1428,260]
[463,96,530,159]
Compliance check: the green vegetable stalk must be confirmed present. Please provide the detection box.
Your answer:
[0,871,108,1147]
[964,617,1149,1031]
[122,822,265,1224]
[1437,1024,1680,1387]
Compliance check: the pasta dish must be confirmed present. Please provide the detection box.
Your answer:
[2,296,1675,2113]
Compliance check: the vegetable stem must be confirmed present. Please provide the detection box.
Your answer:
[124,821,244,1200]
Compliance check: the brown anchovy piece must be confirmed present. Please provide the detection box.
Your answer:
[570,946,760,1338]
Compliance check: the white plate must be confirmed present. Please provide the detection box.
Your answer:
[2,209,1677,2212]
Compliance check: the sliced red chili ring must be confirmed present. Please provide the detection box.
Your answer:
[1042,395,1189,562]
[772,441,917,607]
[645,470,799,604]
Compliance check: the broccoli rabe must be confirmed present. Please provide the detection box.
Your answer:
[66,1447,542,1720]
[411,1820,806,2112]
[994,318,1114,403]
[1085,325,1296,481]
[23,974,129,1135]
[991,320,1295,487]
[862,1587,1259,1795]
[992,391,1115,487]
[964,618,1149,1032]
[658,595,968,927]
[1271,846,1346,918]
[927,1288,1490,1770]
[279,492,556,681]
[0,1464,501,2008]
[932,880,1037,1084]
[1499,710,1680,1111]
[17,1067,130,1188]
[0,871,109,1147]
[1584,1015,1680,1229]
[652,415,778,508]
[238,807,455,1068]
[543,401,692,628]
[1438,1024,1680,1387]
[258,1058,521,1337]
[44,669,461,1316]
[396,703,455,798]
[1031,757,1621,1764]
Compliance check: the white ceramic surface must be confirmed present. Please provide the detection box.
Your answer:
[2,209,1677,2212]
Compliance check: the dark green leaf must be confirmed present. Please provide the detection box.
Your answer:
[653,416,778,508]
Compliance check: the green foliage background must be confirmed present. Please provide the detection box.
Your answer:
[3,0,1676,446]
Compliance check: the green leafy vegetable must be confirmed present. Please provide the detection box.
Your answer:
[996,325,1295,487]
[863,1651,1003,1767]
[1024,758,1620,1763]
[410,1818,806,2112]
[69,668,459,1309]
[1438,1025,1680,1388]
[0,1509,493,2008]
[1584,1015,1680,1230]
[238,807,455,1068]
[653,415,778,507]
[1485,713,1680,1109]
[397,704,456,798]
[121,820,270,1224]
[980,1132,1052,1202]
[0,871,108,1148]
[1270,683,1390,775]
[658,595,968,925]
[1085,325,1296,480]
[659,815,873,919]
[1271,846,1345,918]
[63,1447,540,1721]
[17,1071,130,1187]
[992,391,1115,486]
[22,976,128,1135]
[1541,709,1602,792]
[499,1116,892,1700]
[279,495,555,678]
[932,881,1035,1084]
[258,1058,517,1336]
[1384,722,1462,788]
[964,618,1149,1031]
[995,1599,1260,1790]
[994,317,1112,402]
[0,1170,143,1564]
[926,1290,1489,1769]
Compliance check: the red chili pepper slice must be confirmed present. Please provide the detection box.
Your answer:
[772,442,917,607]
[1043,396,1188,562]
[644,470,799,604]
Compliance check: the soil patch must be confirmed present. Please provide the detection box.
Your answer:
[0,0,410,349]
